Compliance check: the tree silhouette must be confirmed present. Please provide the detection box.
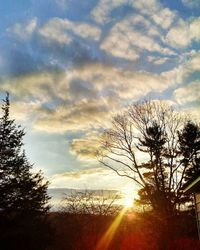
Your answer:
[0,93,50,215]
[178,121,200,182]
[99,100,199,217]
[0,93,51,250]
[61,190,120,216]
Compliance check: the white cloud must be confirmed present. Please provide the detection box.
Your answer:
[10,101,41,122]
[7,18,37,40]
[38,18,101,45]
[92,0,197,55]
[2,50,200,134]
[63,63,175,101]
[190,18,200,40]
[34,98,112,133]
[0,61,176,133]
[133,0,159,13]
[92,0,176,31]
[38,19,72,45]
[166,18,200,48]
[0,72,59,103]
[101,32,139,60]
[133,0,177,30]
[23,64,179,132]
[173,81,200,105]
[151,7,177,29]
[91,0,127,24]
[101,15,175,60]
[161,52,200,84]
[184,51,200,73]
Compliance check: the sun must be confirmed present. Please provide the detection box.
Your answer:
[123,197,133,208]
[121,184,136,208]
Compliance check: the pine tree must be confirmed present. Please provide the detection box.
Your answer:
[178,121,200,182]
[0,93,50,215]
[135,121,169,213]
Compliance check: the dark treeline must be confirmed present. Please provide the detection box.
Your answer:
[2,201,196,250]
[47,189,199,250]
[0,95,200,250]
[48,209,198,250]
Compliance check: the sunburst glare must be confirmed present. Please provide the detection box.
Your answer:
[123,197,133,208]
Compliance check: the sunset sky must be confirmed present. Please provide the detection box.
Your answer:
[0,0,199,194]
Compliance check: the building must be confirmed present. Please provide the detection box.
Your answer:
[183,176,200,239]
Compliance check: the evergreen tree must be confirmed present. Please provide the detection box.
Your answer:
[135,121,170,213]
[0,93,52,250]
[0,93,50,215]
[178,121,200,182]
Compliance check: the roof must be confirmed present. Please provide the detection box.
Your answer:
[183,176,200,193]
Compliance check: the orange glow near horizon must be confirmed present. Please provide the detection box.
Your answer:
[96,207,127,250]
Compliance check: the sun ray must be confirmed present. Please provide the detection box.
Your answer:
[96,207,127,250]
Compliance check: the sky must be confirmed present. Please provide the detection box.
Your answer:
[0,0,200,195]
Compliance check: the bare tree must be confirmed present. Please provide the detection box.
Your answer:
[98,100,196,216]
[61,190,121,216]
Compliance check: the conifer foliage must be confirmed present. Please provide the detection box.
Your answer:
[179,121,200,182]
[0,93,50,215]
